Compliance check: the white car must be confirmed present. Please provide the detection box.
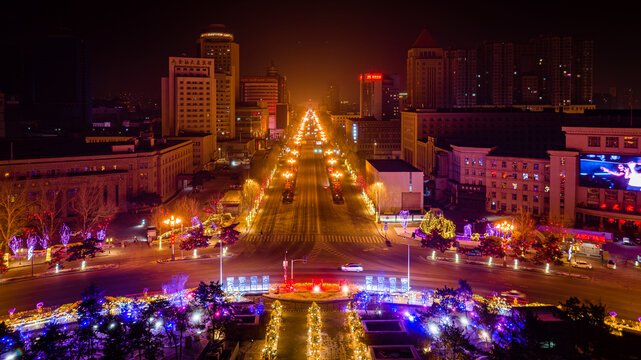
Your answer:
[341,263,363,272]
[607,260,617,269]
[500,289,526,299]
[571,260,593,269]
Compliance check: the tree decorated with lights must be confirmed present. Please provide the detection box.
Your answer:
[0,250,6,274]
[191,281,234,346]
[418,211,456,240]
[510,211,537,259]
[66,237,104,264]
[421,229,456,253]
[73,283,105,359]
[0,321,23,355]
[219,223,240,246]
[47,247,67,270]
[533,234,563,265]
[180,218,210,251]
[478,235,506,258]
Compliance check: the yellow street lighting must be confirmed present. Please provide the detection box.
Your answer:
[283,172,293,179]
[163,216,182,261]
[328,158,337,165]
[287,158,296,164]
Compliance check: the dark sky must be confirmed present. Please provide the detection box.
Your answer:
[3,0,641,105]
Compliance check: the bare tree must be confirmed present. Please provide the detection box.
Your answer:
[0,180,30,252]
[241,179,260,214]
[33,186,68,245]
[172,196,201,221]
[68,183,117,239]
[149,205,169,232]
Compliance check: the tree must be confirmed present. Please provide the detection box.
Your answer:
[421,229,455,253]
[241,179,260,214]
[98,314,131,360]
[218,223,240,246]
[511,212,537,259]
[74,283,105,359]
[191,281,234,347]
[432,323,479,360]
[532,234,563,265]
[149,205,169,232]
[68,183,117,239]
[180,222,210,251]
[419,211,456,239]
[32,186,67,247]
[131,299,168,360]
[478,236,506,258]
[47,247,66,270]
[0,180,30,253]
[173,196,201,222]
[66,238,104,264]
[0,321,23,355]
[23,321,71,360]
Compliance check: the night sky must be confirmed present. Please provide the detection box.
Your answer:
[2,0,640,105]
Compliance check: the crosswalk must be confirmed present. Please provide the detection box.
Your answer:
[241,233,383,244]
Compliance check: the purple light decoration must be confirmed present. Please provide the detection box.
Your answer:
[86,232,92,240]
[464,224,472,238]
[485,223,495,237]
[8,308,15,317]
[37,302,44,313]
[8,236,22,255]
[609,311,617,317]
[60,223,71,247]
[399,210,410,232]
[97,227,107,241]
[638,317,641,322]
[191,216,201,227]
[40,234,49,250]
[26,233,38,250]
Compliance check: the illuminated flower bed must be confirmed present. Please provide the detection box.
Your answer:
[261,300,283,360]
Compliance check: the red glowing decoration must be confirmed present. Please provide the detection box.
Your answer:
[359,73,383,81]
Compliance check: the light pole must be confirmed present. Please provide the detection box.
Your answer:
[164,216,181,261]
[290,256,307,281]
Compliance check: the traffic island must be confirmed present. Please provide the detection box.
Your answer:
[0,263,119,284]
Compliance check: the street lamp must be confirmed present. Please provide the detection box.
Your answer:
[290,256,307,281]
[163,216,181,261]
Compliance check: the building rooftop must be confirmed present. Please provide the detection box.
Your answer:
[411,29,439,48]
[0,137,188,161]
[367,159,422,173]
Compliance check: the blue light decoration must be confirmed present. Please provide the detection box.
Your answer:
[352,123,358,143]
[262,275,269,291]
[401,278,409,292]
[226,277,235,292]
[238,277,247,292]
[377,276,385,292]
[365,276,373,291]
[250,276,258,292]
[389,277,397,292]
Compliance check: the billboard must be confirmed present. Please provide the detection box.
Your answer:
[579,154,641,190]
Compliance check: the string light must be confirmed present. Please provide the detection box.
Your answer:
[306,302,322,360]
[261,300,283,360]
[346,303,371,360]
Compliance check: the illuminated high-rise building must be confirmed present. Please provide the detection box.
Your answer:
[161,56,216,137]
[197,24,238,139]
[359,73,400,120]
[407,29,444,109]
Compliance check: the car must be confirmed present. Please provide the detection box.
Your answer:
[607,260,617,269]
[500,290,526,299]
[571,260,593,269]
[282,190,294,203]
[341,263,363,272]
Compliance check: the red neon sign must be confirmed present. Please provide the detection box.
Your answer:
[359,73,383,81]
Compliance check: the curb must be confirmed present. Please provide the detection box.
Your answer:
[0,264,119,284]
[156,254,233,264]
[422,256,590,280]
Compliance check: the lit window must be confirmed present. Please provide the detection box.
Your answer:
[544,186,550,192]
[534,174,539,181]
[624,137,638,149]
[605,137,619,148]
[523,173,529,180]
[512,183,518,190]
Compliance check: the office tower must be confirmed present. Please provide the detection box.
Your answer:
[407,29,444,109]
[324,82,341,113]
[197,24,238,139]
[359,73,400,120]
[266,62,288,104]
[444,49,478,108]
[240,75,279,131]
[478,41,514,106]
[161,56,216,137]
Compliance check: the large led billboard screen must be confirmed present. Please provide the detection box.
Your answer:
[579,154,641,190]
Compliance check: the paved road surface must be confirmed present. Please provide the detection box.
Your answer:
[1,139,641,321]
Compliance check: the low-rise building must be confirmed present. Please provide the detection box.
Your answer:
[0,136,193,213]
[345,118,401,159]
[365,159,424,215]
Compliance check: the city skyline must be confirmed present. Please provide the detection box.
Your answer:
[2,0,640,105]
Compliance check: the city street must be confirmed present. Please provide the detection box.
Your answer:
[1,118,641,322]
